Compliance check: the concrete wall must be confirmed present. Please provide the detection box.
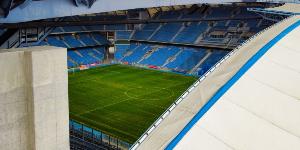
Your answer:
[0,46,69,150]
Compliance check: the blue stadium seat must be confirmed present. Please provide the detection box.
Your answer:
[91,33,109,45]
[46,36,68,48]
[67,60,77,68]
[173,22,208,43]
[115,44,130,60]
[166,49,194,69]
[122,44,151,64]
[67,48,105,66]
[116,31,132,40]
[177,49,207,71]
[64,35,83,48]
[52,27,64,33]
[132,23,160,40]
[79,34,98,46]
[150,23,182,42]
[197,50,228,76]
[140,47,180,66]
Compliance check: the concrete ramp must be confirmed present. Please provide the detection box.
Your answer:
[133,15,300,150]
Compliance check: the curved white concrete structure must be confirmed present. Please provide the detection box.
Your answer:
[174,16,300,150]
[133,15,300,150]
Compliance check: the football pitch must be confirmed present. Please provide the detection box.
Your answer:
[69,64,197,143]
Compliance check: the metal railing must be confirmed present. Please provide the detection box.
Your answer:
[70,120,132,150]
[129,15,295,150]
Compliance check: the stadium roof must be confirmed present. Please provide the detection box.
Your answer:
[0,0,246,23]
[266,3,300,14]
[133,15,300,150]
[249,3,300,15]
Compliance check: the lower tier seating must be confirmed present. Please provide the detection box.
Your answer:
[115,43,229,76]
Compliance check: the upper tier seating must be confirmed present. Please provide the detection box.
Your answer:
[116,31,132,40]
[150,23,182,42]
[46,36,68,48]
[47,5,271,47]
[132,23,160,40]
[79,34,98,46]
[64,35,83,47]
[173,22,208,43]
[39,34,107,68]
[45,33,108,48]
[91,33,109,45]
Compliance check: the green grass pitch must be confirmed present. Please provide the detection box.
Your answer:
[69,64,197,143]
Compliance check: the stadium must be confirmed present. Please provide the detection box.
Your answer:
[0,0,299,150]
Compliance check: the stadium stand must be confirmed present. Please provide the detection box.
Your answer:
[47,5,271,48]
[28,5,272,75]
[40,33,108,68]
[115,43,229,75]
[173,22,208,43]
[140,46,180,66]
[122,44,152,64]
[116,31,132,40]
[150,23,183,42]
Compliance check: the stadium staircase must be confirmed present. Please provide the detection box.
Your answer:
[91,35,103,45]
[137,46,158,64]
[147,24,163,40]
[170,23,187,42]
[129,30,136,39]
[59,27,66,33]
[68,57,79,66]
[188,51,212,74]
[93,48,103,56]
[89,51,101,60]
[77,37,88,47]
[75,50,84,57]
[63,40,72,48]
[119,45,140,62]
[194,24,212,44]
[161,48,184,68]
